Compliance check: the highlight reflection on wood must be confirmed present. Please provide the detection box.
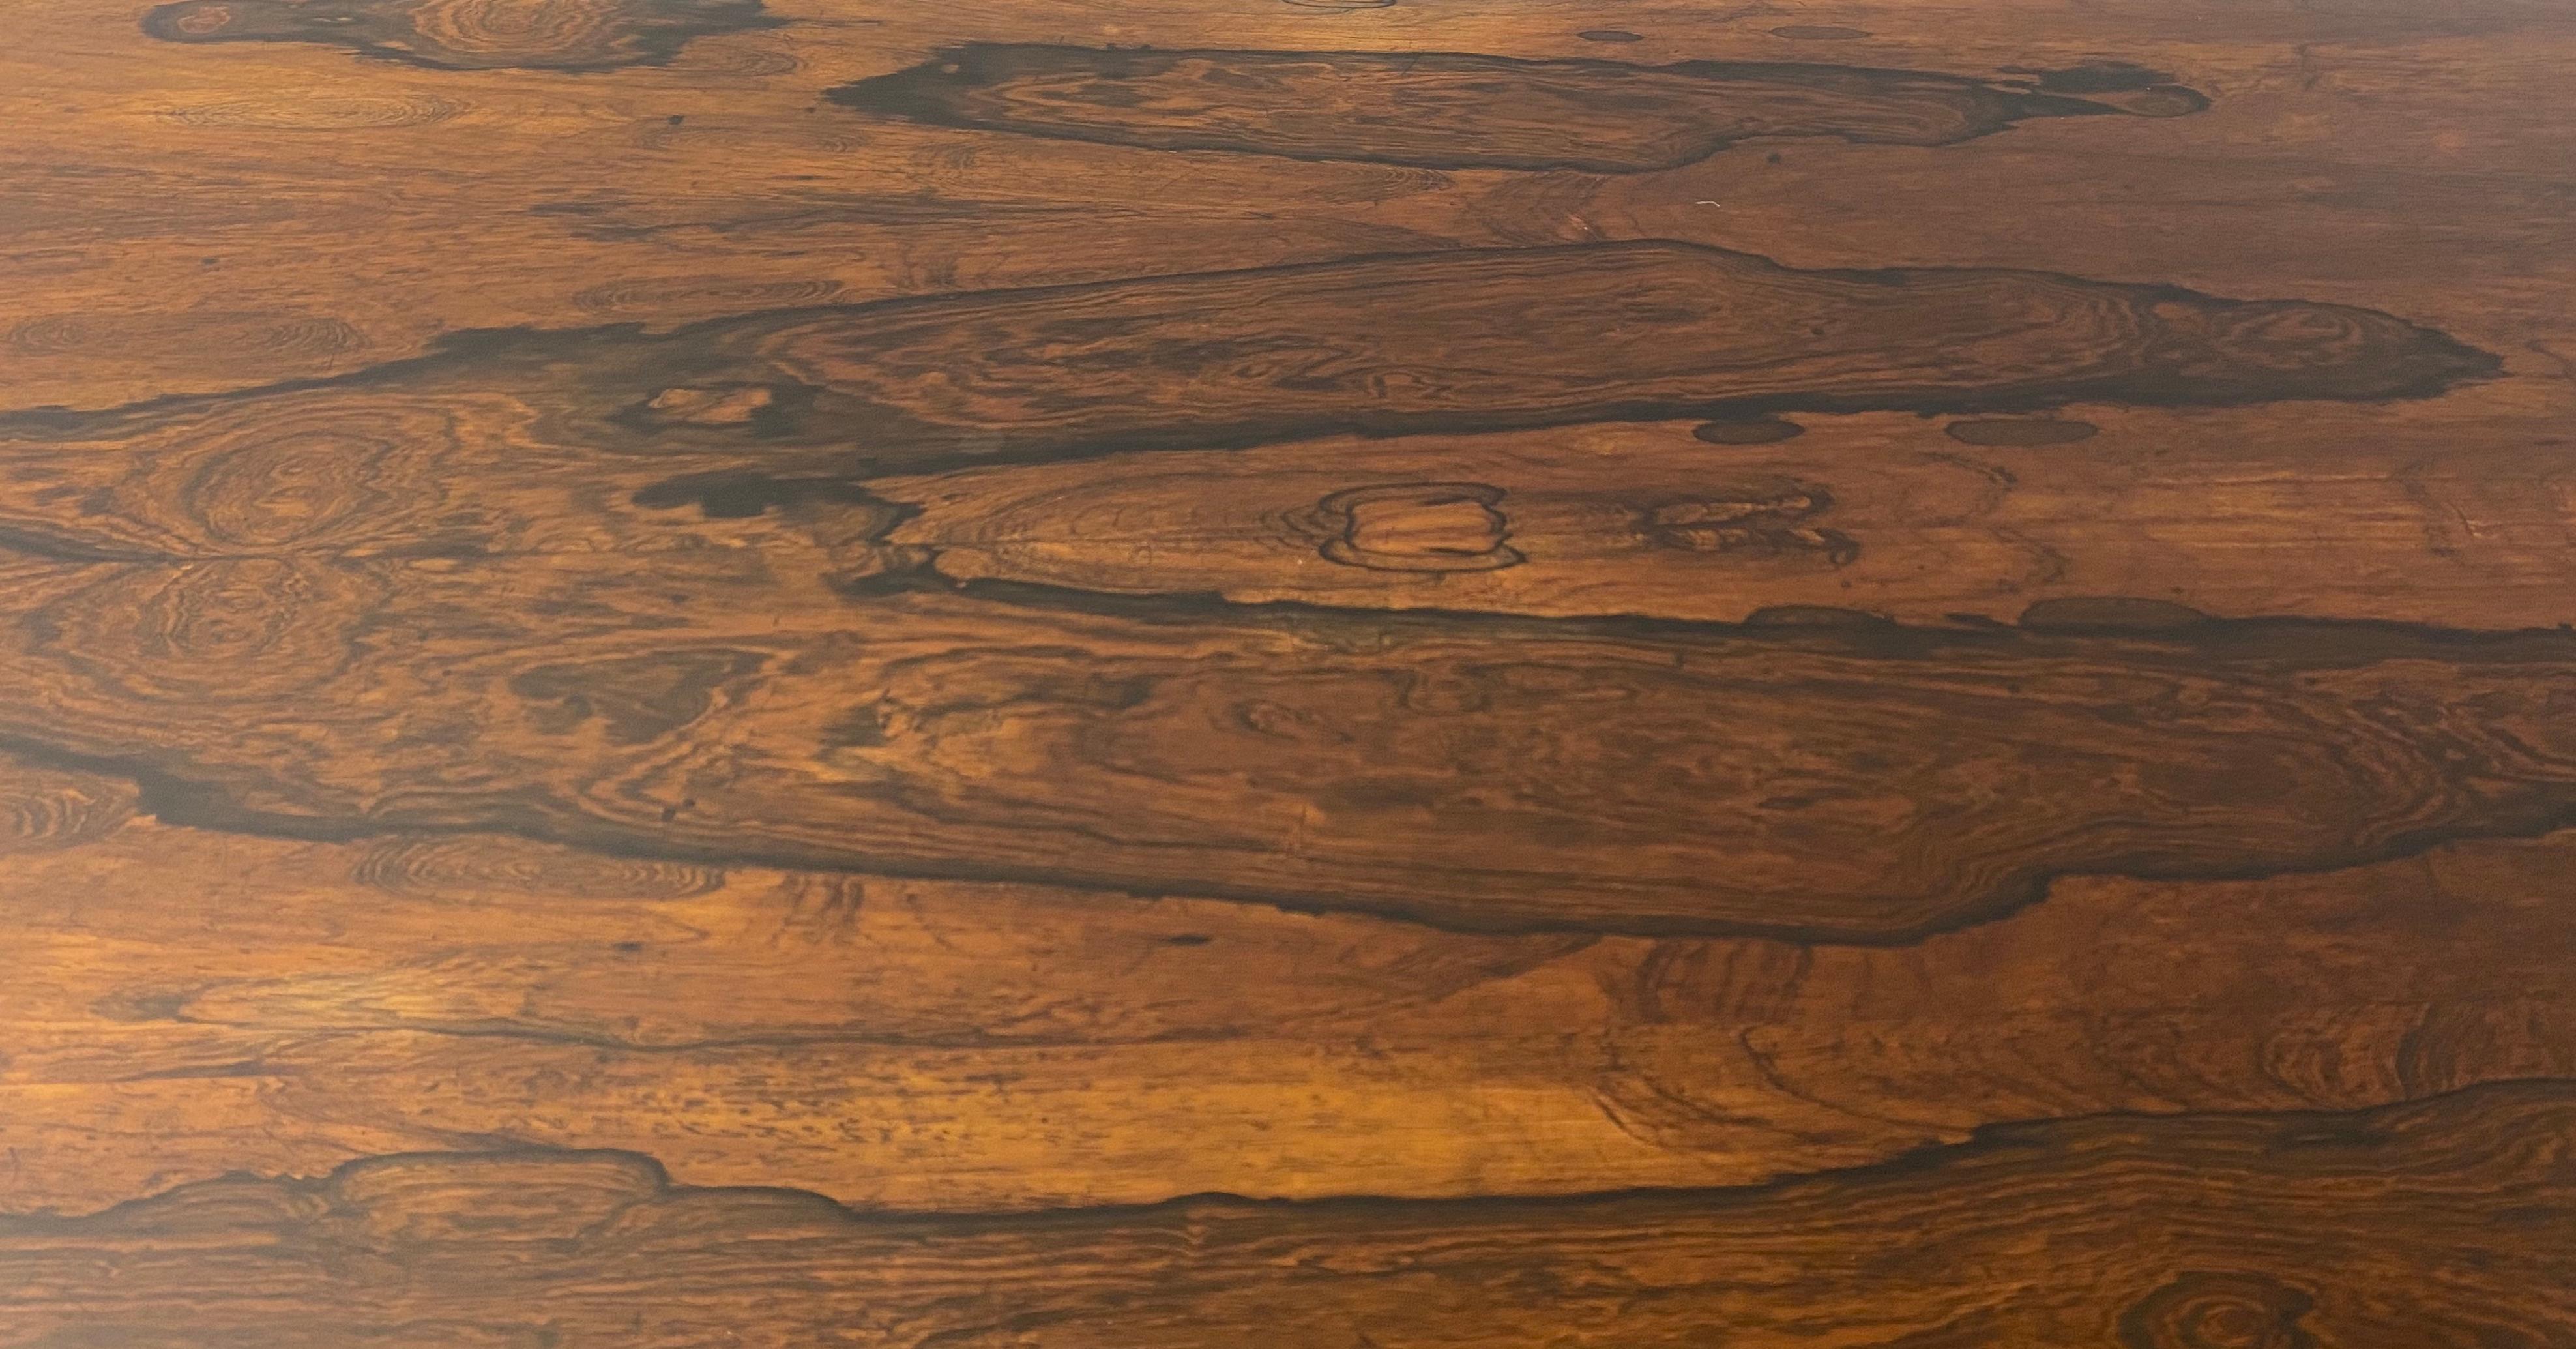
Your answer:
[3,0,2572,1342]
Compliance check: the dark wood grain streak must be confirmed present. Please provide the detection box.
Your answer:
[1,1084,2567,1348]
[139,0,784,70]
[827,45,2210,172]
[3,782,2568,1213]
[5,396,2570,632]
[1,243,2495,482]
[3,542,2576,937]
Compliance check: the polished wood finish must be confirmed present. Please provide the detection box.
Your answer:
[7,1086,2568,1346]
[3,0,2573,1341]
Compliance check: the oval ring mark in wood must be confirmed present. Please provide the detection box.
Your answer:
[1295,482,1524,572]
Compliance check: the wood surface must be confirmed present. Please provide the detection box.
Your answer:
[3,0,2574,1341]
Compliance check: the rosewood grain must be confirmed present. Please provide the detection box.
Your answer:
[3,544,2576,938]
[2,785,2567,1213]
[827,46,2208,173]
[1,1086,2564,1348]
[870,416,2576,630]
[7,399,2572,632]
[1,243,2496,482]
[140,0,784,70]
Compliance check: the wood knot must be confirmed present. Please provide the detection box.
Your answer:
[1636,482,1856,565]
[1296,482,1522,573]
[2118,1272,2318,1349]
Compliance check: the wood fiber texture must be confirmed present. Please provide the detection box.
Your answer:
[827,45,2211,171]
[4,1086,2569,1348]
[2,0,2572,1342]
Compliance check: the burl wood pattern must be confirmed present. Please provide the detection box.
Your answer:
[5,0,2573,1340]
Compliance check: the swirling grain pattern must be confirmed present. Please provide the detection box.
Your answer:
[828,45,2210,172]
[350,835,725,899]
[0,751,139,853]
[1,244,2496,483]
[5,396,2567,629]
[0,1084,2564,1348]
[0,392,906,561]
[139,0,784,70]
[0,807,2564,1213]
[862,419,2576,630]
[4,550,2576,938]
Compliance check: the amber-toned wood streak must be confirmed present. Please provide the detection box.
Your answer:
[3,0,2575,1341]
[5,1086,2570,1347]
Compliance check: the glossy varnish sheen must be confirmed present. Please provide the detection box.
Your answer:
[2,0,2573,1342]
